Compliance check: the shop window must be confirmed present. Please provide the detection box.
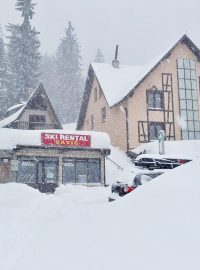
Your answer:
[149,122,165,141]
[147,90,163,110]
[63,159,101,184]
[17,160,37,183]
[101,107,106,122]
[88,160,101,183]
[17,158,58,184]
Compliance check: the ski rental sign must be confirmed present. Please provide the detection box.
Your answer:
[41,132,91,147]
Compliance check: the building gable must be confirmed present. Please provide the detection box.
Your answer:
[0,84,62,130]
[77,34,200,131]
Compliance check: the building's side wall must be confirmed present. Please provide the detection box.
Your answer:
[82,77,128,150]
[128,42,200,149]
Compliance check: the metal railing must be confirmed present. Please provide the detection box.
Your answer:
[106,156,123,170]
[15,121,56,130]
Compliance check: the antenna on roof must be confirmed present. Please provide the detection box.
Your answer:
[112,45,120,68]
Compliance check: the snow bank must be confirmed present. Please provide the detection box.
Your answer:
[105,145,136,185]
[0,159,200,270]
[0,128,111,150]
[133,139,200,159]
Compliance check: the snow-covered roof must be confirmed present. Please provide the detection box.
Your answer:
[0,84,62,129]
[92,35,200,108]
[91,63,144,107]
[5,102,26,113]
[0,128,111,150]
[77,34,200,129]
[0,105,26,128]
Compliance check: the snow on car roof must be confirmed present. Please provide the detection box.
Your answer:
[132,140,200,159]
[0,128,111,150]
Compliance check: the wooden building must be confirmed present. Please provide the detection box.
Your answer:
[77,35,200,151]
[0,83,62,130]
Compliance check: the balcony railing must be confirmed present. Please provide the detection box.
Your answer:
[14,121,57,130]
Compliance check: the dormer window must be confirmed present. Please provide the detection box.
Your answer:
[147,88,163,110]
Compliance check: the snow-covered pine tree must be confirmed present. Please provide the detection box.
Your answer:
[55,21,83,123]
[6,0,40,101]
[0,27,9,118]
[39,54,57,104]
[94,48,104,63]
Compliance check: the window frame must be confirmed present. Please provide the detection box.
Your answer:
[149,122,165,141]
[177,58,200,139]
[101,107,106,123]
[62,158,101,184]
[146,89,164,110]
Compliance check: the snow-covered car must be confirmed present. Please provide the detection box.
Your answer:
[134,154,192,170]
[108,170,164,202]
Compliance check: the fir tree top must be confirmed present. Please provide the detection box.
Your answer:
[15,0,36,20]
[94,48,104,63]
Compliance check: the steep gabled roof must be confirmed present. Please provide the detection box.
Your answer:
[77,34,200,130]
[0,83,62,129]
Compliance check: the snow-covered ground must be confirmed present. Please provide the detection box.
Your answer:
[0,157,200,270]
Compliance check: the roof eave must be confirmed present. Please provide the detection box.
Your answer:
[111,34,200,108]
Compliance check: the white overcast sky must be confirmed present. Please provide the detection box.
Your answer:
[1,0,200,71]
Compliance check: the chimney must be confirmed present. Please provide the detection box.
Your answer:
[112,45,120,68]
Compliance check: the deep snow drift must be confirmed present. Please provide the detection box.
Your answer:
[0,158,200,270]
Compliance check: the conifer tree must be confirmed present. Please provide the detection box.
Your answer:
[0,27,9,117]
[94,48,104,63]
[55,21,83,123]
[7,0,40,101]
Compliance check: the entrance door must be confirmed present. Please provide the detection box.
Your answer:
[63,161,76,184]
[38,160,58,184]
